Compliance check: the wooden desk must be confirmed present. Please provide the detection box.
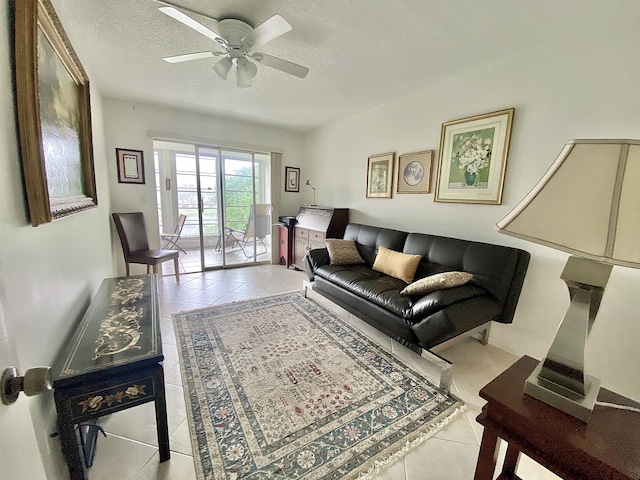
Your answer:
[53,275,169,480]
[292,206,349,269]
[474,356,640,480]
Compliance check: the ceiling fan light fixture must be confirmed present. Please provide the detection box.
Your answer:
[236,57,258,87]
[161,7,309,85]
[212,57,232,80]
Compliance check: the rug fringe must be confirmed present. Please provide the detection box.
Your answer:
[353,402,468,480]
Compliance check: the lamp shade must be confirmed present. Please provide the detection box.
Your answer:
[236,57,258,87]
[212,57,232,80]
[497,139,640,268]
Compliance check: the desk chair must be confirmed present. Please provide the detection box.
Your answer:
[161,214,187,254]
[112,212,180,283]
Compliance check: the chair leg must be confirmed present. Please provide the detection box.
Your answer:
[239,238,268,258]
[163,238,187,255]
[147,265,152,274]
[125,263,130,277]
[173,258,180,283]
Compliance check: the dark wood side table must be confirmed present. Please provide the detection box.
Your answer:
[53,275,170,480]
[474,356,640,480]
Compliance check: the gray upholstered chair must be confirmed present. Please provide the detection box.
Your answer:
[112,212,180,283]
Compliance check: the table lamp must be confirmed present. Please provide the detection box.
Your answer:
[496,139,640,422]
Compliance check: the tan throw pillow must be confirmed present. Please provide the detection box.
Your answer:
[372,246,421,283]
[325,239,365,265]
[400,271,473,296]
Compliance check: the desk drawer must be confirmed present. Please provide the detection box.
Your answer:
[295,228,309,239]
[310,231,325,242]
[62,373,157,422]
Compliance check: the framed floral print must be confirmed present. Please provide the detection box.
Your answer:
[366,152,395,199]
[14,0,97,226]
[396,150,433,194]
[435,108,515,204]
[285,166,300,192]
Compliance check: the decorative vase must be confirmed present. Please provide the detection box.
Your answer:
[464,171,477,186]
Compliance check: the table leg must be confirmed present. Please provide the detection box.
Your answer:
[56,399,87,480]
[474,425,501,480]
[153,367,171,462]
[501,443,521,478]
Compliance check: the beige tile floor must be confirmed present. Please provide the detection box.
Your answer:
[82,265,561,480]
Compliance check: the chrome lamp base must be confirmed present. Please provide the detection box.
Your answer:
[525,362,600,422]
[524,256,611,423]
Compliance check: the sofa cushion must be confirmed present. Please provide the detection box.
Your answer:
[314,265,411,317]
[401,271,473,296]
[314,264,487,324]
[405,285,487,322]
[372,246,421,283]
[343,224,408,266]
[325,239,365,265]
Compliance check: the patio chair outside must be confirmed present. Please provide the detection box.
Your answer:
[216,204,271,257]
[161,214,187,254]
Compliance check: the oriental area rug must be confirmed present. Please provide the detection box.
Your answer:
[172,292,464,479]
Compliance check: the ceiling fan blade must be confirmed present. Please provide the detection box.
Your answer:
[159,6,227,48]
[163,51,223,63]
[251,53,309,78]
[241,15,291,48]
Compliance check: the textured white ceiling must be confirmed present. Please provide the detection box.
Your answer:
[50,0,626,132]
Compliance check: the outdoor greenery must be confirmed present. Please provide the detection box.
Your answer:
[178,165,260,237]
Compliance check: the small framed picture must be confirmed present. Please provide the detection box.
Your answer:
[396,150,433,194]
[366,152,395,198]
[116,148,145,184]
[435,108,515,204]
[285,166,300,192]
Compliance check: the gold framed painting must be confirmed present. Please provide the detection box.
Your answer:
[435,108,515,204]
[14,0,97,226]
[396,150,433,194]
[366,152,395,198]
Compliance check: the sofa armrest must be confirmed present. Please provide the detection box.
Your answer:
[304,248,330,281]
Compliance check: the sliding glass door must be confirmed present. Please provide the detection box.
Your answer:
[154,140,271,273]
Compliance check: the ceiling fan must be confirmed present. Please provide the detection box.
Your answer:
[157,2,309,87]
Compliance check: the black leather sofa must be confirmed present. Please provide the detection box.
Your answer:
[304,223,530,353]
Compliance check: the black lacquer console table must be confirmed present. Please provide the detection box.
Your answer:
[53,275,170,480]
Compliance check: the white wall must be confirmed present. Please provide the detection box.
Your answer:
[0,2,113,476]
[102,98,306,274]
[304,20,640,400]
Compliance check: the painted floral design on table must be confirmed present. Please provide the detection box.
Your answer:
[78,384,147,413]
